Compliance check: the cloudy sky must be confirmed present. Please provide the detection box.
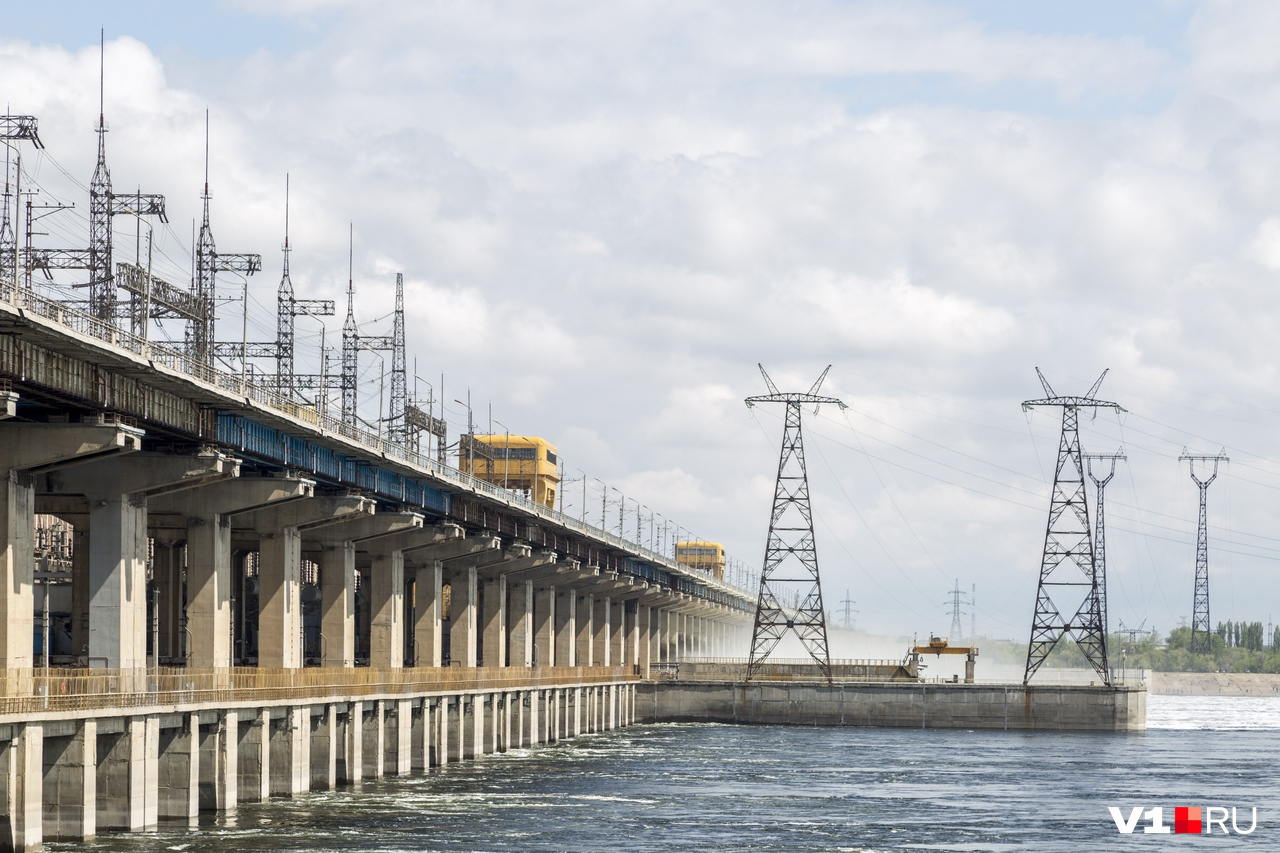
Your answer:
[5,1,1280,646]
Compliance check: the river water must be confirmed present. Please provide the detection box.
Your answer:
[59,694,1278,852]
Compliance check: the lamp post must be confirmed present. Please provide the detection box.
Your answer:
[593,478,607,530]
[494,418,510,490]
[454,395,475,475]
[610,487,625,538]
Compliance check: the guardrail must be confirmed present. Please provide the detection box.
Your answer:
[3,286,755,598]
[0,665,640,716]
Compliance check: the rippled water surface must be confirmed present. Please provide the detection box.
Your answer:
[59,694,1279,852]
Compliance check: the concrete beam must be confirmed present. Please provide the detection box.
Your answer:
[39,452,236,670]
[402,535,499,566]
[235,496,375,668]
[1,423,141,667]
[149,476,315,667]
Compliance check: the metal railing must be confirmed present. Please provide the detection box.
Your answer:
[0,665,638,716]
[2,288,755,599]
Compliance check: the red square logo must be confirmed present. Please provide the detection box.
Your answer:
[1175,807,1202,834]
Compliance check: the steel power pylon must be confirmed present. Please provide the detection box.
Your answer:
[1083,449,1125,641]
[191,113,261,361]
[1023,368,1122,685]
[1179,449,1228,654]
[948,580,967,640]
[274,176,335,400]
[745,364,845,681]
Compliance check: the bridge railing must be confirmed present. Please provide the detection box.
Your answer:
[5,286,754,599]
[0,665,638,716]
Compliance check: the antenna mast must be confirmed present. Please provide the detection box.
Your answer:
[1022,368,1123,685]
[744,363,845,681]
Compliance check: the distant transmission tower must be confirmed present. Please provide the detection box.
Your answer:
[840,590,857,630]
[745,364,845,681]
[1023,368,1121,685]
[1180,449,1228,654]
[1083,449,1125,641]
[948,579,966,640]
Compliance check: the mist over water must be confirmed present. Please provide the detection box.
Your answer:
[58,695,1278,853]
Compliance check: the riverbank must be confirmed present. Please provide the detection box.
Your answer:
[1148,671,1280,696]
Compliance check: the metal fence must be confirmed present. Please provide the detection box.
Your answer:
[0,665,639,716]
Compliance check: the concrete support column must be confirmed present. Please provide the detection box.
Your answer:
[42,719,95,840]
[338,703,360,785]
[610,601,624,667]
[501,692,514,752]
[473,695,487,757]
[434,699,448,766]
[240,709,271,803]
[258,527,304,670]
[319,543,355,667]
[87,495,149,670]
[367,550,405,669]
[413,561,443,667]
[627,603,641,673]
[363,702,385,779]
[394,700,412,775]
[528,691,541,746]
[648,607,661,670]
[575,592,593,668]
[480,575,507,668]
[4,723,43,851]
[509,580,533,667]
[593,597,610,666]
[98,715,158,830]
[0,474,37,670]
[638,605,652,676]
[156,715,195,823]
[309,705,334,791]
[555,588,575,666]
[2,423,142,670]
[455,698,468,760]
[449,567,478,667]
[533,585,554,667]
[269,707,308,796]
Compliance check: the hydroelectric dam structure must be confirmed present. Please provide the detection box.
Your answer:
[0,103,1142,851]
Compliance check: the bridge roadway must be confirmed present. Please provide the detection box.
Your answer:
[0,288,754,850]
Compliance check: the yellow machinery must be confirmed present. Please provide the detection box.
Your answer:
[675,541,726,580]
[458,434,560,509]
[907,636,979,683]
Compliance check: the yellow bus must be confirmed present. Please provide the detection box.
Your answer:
[675,541,726,580]
[459,434,560,509]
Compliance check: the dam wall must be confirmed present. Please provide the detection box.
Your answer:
[638,680,1146,732]
[0,669,640,852]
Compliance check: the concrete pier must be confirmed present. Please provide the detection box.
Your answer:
[0,668,639,851]
[639,680,1147,732]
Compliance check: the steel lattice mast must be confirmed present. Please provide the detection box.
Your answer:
[745,364,845,681]
[1083,450,1125,642]
[341,225,358,426]
[1180,449,1227,654]
[1023,368,1122,685]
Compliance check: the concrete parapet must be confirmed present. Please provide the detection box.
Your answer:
[638,680,1146,732]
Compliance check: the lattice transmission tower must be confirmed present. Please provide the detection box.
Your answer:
[1023,368,1121,685]
[745,364,845,681]
[1083,449,1125,641]
[947,580,967,640]
[1180,449,1228,654]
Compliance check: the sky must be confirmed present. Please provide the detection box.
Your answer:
[4,0,1280,647]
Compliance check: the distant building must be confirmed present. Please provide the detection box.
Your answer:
[459,434,560,509]
[676,541,725,580]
